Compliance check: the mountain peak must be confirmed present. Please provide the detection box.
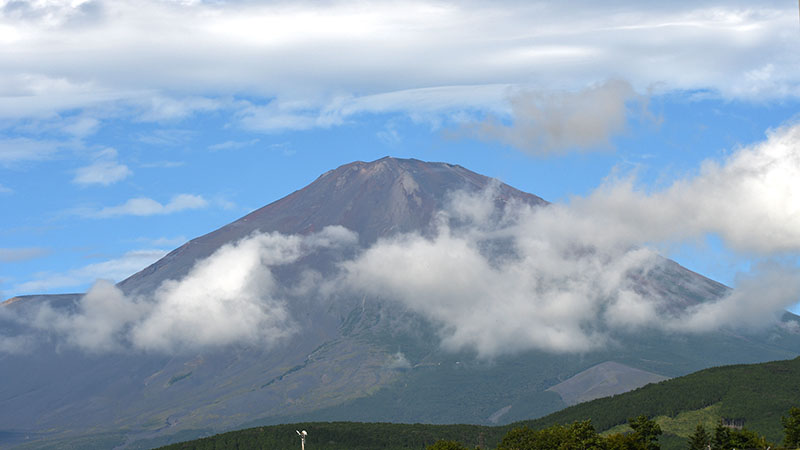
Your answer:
[118,158,545,295]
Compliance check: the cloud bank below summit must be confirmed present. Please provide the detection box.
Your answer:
[3,123,800,357]
[22,226,358,353]
[341,123,800,356]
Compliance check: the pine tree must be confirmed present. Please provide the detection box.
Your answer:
[712,422,730,450]
[629,415,662,450]
[687,424,710,450]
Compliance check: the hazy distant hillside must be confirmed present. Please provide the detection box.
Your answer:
[523,355,800,445]
[153,356,800,450]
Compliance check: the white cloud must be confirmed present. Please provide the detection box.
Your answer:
[61,116,100,138]
[339,124,800,356]
[34,280,148,353]
[87,194,208,218]
[136,236,187,247]
[386,351,411,370]
[73,149,132,186]
[14,249,167,293]
[208,138,260,151]
[18,226,358,354]
[340,209,656,356]
[0,137,60,165]
[133,95,221,122]
[667,263,800,332]
[566,122,800,254]
[466,80,649,154]
[0,0,797,127]
[6,121,800,357]
[0,247,49,262]
[73,160,131,185]
[0,183,11,194]
[139,160,185,168]
[0,333,37,355]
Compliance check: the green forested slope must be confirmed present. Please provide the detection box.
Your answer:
[518,356,800,443]
[156,357,800,449]
[155,422,506,450]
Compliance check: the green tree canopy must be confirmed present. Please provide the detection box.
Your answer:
[628,415,661,450]
[687,424,710,450]
[712,422,730,450]
[426,439,470,450]
[783,406,800,448]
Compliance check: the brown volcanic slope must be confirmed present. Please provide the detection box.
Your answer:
[117,157,546,296]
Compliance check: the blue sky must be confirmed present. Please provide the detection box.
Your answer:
[1,0,800,315]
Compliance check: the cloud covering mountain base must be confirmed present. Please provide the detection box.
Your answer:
[3,123,800,358]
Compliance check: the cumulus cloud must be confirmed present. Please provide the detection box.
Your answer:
[34,280,147,352]
[16,226,357,354]
[338,123,800,356]
[567,122,800,254]
[667,263,800,333]
[340,202,659,356]
[86,194,207,218]
[5,123,800,357]
[467,80,648,154]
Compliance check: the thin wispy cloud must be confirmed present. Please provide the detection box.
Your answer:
[84,194,208,218]
[0,247,49,263]
[139,160,185,169]
[13,249,167,294]
[135,236,188,248]
[73,149,132,186]
[60,116,100,138]
[0,1,796,132]
[208,139,260,151]
[0,137,61,165]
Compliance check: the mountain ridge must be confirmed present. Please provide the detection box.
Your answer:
[116,156,546,297]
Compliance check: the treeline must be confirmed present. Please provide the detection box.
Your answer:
[517,356,800,442]
[159,409,800,450]
[431,407,800,450]
[157,422,506,450]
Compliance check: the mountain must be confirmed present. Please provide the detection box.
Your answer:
[2,157,800,449]
[117,157,547,297]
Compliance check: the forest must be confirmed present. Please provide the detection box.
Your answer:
[158,357,800,450]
